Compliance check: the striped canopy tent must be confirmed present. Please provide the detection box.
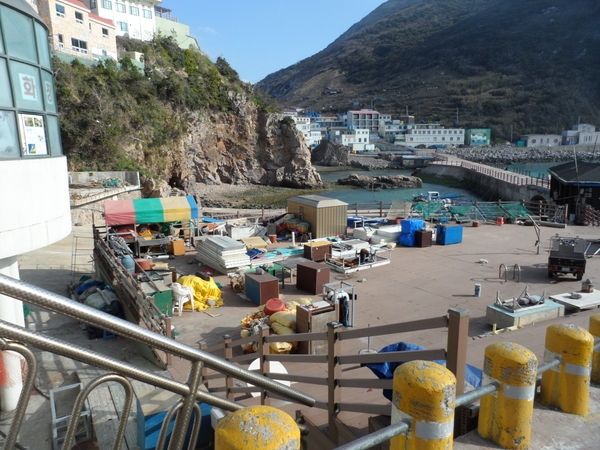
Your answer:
[104,196,199,226]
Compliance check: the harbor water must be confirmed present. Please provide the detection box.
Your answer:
[318,168,479,204]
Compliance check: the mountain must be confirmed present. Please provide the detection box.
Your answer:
[256,0,600,139]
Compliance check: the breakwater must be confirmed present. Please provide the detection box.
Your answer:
[439,144,598,164]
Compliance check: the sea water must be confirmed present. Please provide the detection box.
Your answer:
[318,168,479,204]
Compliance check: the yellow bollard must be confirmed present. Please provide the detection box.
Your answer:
[540,324,594,415]
[590,314,600,383]
[390,360,456,450]
[214,405,300,450]
[478,342,537,449]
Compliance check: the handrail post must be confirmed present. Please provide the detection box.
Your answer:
[223,334,234,401]
[165,316,173,365]
[513,264,521,282]
[258,324,270,406]
[327,321,343,444]
[479,342,537,449]
[446,307,469,396]
[198,339,208,388]
[499,264,507,281]
[380,201,383,217]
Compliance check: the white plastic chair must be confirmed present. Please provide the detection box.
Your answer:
[172,283,194,315]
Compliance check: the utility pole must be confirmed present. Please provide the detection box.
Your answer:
[456,107,459,124]
[510,125,513,144]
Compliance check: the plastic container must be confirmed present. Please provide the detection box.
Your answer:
[135,258,151,273]
[474,284,482,297]
[264,298,285,316]
[268,235,277,244]
[496,217,504,226]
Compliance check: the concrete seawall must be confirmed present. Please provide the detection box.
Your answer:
[420,163,551,203]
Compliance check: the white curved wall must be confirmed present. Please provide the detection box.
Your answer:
[0,156,72,259]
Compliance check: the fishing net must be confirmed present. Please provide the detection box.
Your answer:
[500,203,532,218]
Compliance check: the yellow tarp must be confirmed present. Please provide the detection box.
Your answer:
[178,275,223,311]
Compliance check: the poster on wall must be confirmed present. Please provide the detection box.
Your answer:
[18,113,48,156]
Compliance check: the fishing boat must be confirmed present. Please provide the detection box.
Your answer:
[412,191,462,203]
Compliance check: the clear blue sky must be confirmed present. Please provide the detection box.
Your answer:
[160,1,387,84]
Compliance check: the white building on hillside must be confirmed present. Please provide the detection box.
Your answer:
[81,0,160,41]
[346,109,381,132]
[562,124,600,146]
[379,117,465,147]
[330,128,372,152]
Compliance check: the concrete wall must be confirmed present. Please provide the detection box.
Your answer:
[421,164,551,203]
[0,157,71,258]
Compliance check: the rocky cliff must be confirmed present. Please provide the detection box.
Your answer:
[139,93,323,198]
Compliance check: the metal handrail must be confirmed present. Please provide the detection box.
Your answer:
[499,263,508,281]
[62,374,134,450]
[0,339,37,450]
[514,264,522,282]
[0,273,314,407]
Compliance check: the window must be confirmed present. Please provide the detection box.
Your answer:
[116,3,125,12]
[58,34,64,48]
[55,4,65,17]
[71,38,88,53]
[75,12,84,24]
[102,28,109,38]
[118,21,128,31]
[130,6,139,16]
[90,1,97,8]
[143,9,152,19]
[102,0,112,9]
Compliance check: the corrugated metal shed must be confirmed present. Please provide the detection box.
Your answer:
[287,195,348,238]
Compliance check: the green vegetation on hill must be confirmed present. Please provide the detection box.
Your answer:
[54,36,277,174]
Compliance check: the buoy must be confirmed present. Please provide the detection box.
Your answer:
[264,298,285,316]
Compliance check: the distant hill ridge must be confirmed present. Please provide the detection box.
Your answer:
[257,0,600,140]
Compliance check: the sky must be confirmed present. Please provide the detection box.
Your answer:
[159,1,388,84]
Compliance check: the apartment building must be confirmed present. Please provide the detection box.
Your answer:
[378,117,465,147]
[346,109,381,132]
[154,5,197,50]
[37,0,117,59]
[81,0,160,41]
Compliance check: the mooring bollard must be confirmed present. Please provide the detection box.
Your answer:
[214,405,300,449]
[478,342,537,449]
[540,324,594,415]
[589,314,600,383]
[390,360,455,450]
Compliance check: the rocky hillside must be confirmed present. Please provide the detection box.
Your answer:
[54,36,322,194]
[257,0,600,139]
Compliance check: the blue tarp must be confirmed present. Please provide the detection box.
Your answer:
[398,232,415,247]
[401,218,425,234]
[366,342,483,401]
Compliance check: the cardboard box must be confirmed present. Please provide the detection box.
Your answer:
[170,239,185,256]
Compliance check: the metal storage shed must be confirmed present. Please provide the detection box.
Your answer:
[287,195,348,238]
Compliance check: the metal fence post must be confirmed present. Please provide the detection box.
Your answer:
[327,321,343,444]
[223,334,234,401]
[258,324,271,406]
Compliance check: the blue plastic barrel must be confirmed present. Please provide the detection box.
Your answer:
[120,255,135,274]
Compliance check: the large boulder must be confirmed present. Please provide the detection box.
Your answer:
[311,139,349,166]
[337,173,422,190]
